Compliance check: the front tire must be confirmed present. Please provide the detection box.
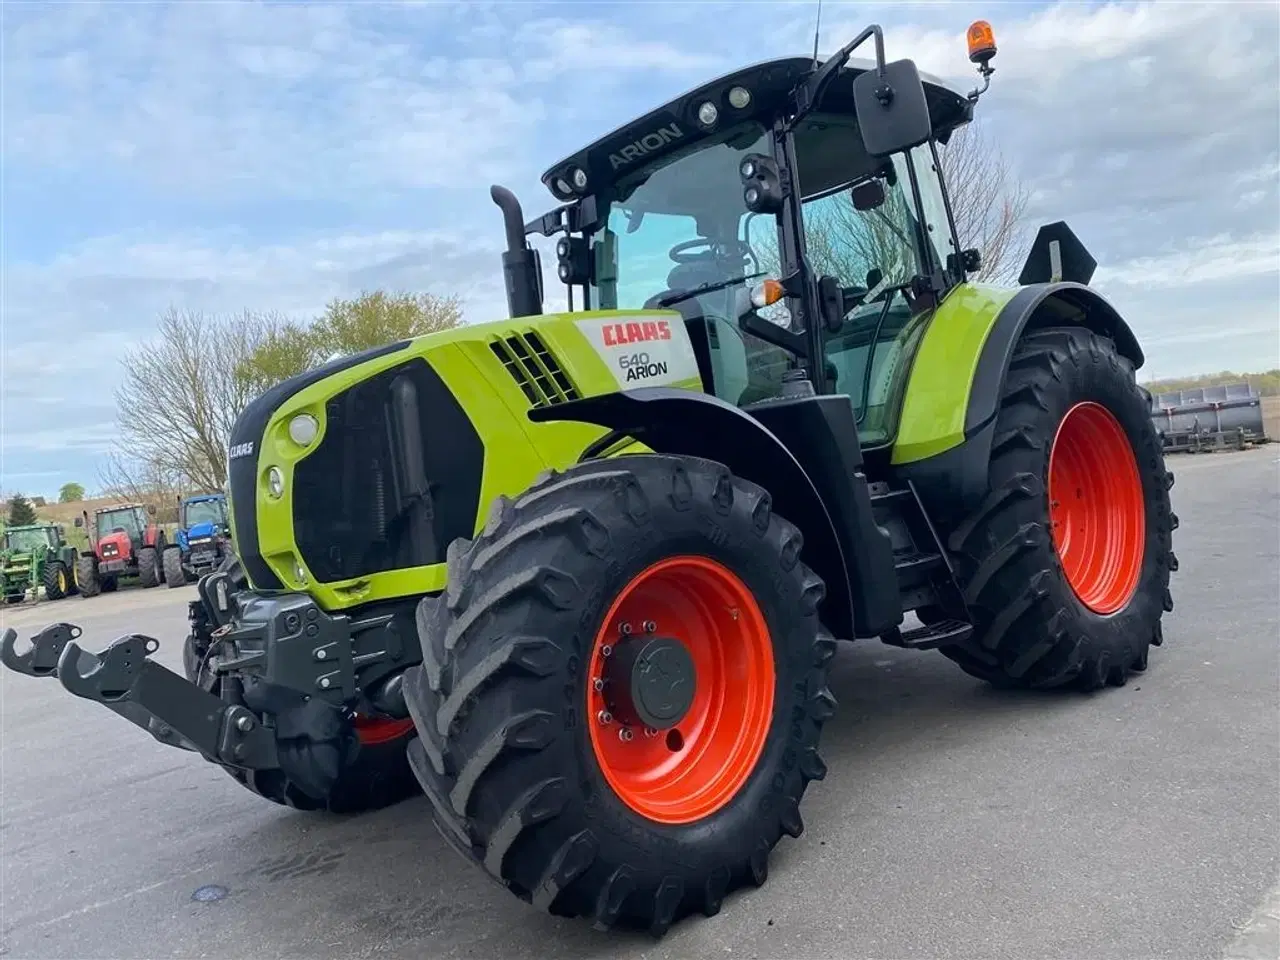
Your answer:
[43,561,70,600]
[403,455,836,934]
[76,555,101,598]
[940,326,1177,690]
[137,546,160,588]
[163,547,186,589]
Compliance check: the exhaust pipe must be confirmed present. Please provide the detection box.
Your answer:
[491,185,543,319]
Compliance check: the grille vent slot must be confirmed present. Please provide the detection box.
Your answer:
[490,331,581,407]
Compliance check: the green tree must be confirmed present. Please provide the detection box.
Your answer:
[58,482,86,503]
[239,290,464,388]
[7,493,37,526]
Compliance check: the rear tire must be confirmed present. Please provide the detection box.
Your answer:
[76,555,101,598]
[939,326,1176,690]
[403,455,836,935]
[137,547,160,588]
[43,561,70,600]
[163,547,186,589]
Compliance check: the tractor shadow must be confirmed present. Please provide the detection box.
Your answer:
[224,637,1101,958]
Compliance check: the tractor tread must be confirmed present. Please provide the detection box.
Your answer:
[403,454,835,934]
[162,546,186,589]
[939,325,1176,690]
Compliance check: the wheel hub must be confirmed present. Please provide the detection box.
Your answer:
[604,634,696,731]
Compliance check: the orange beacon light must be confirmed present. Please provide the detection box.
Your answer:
[967,20,997,65]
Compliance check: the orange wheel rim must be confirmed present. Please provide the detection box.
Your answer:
[586,555,775,825]
[352,714,414,745]
[1048,401,1145,615]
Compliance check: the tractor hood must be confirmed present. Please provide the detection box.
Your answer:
[186,521,221,540]
[97,531,132,559]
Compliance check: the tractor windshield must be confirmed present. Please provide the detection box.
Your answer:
[4,528,53,553]
[184,499,226,529]
[590,121,772,313]
[96,509,141,541]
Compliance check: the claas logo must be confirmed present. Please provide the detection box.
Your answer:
[602,320,672,347]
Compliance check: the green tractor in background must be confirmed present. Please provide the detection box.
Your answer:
[0,524,78,604]
[4,20,1178,938]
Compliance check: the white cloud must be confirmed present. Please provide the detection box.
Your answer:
[1095,234,1280,289]
[3,0,1279,492]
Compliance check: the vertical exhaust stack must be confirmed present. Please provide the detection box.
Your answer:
[491,185,543,319]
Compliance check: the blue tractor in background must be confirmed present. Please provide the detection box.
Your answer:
[163,492,231,588]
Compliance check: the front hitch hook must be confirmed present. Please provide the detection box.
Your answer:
[58,633,161,701]
[0,622,83,678]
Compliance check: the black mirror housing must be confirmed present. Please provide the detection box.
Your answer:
[852,59,933,158]
[850,179,886,211]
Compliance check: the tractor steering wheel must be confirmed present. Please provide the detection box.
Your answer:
[668,239,718,264]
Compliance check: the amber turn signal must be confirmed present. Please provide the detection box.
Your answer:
[967,20,997,64]
[750,279,784,308]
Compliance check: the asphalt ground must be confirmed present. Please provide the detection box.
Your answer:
[2,446,1277,960]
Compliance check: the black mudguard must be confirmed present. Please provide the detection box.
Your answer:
[528,386,903,640]
[901,281,1144,517]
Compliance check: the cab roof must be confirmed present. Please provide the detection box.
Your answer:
[539,55,972,202]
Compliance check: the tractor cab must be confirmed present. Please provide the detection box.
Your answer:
[179,494,229,540]
[513,35,985,446]
[3,524,59,556]
[94,504,147,552]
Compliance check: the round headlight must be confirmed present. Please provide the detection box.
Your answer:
[745,186,760,206]
[554,177,572,196]
[288,413,318,447]
[267,466,285,499]
[740,158,757,179]
[728,86,751,109]
[697,101,719,127]
[571,167,588,190]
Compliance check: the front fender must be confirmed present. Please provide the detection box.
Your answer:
[527,387,857,641]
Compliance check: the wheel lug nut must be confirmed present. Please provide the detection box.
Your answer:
[643,620,656,633]
[619,727,634,742]
[601,644,613,658]
[619,622,633,636]
[593,678,604,691]
[598,710,612,725]
[644,726,658,738]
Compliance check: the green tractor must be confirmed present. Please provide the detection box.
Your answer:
[0,524,78,604]
[2,20,1177,937]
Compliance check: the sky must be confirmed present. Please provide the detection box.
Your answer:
[3,0,1278,498]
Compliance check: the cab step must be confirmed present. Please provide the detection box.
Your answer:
[881,617,974,651]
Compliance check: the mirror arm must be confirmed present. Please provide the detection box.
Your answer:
[791,23,885,126]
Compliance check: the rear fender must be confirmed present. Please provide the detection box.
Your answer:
[896,281,1144,517]
[527,387,860,641]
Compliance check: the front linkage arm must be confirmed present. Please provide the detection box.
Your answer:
[1,622,278,769]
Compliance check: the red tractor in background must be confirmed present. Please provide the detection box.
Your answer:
[74,503,168,597]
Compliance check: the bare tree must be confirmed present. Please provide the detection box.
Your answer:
[935,121,1030,284]
[751,119,1030,287]
[106,307,300,495]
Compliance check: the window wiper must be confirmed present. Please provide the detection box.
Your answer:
[654,271,767,308]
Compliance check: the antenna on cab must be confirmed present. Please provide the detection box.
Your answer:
[811,0,823,65]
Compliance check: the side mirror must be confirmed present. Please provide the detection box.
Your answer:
[852,59,933,158]
[850,179,886,211]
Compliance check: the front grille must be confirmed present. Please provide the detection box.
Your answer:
[292,357,483,584]
[490,331,580,407]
